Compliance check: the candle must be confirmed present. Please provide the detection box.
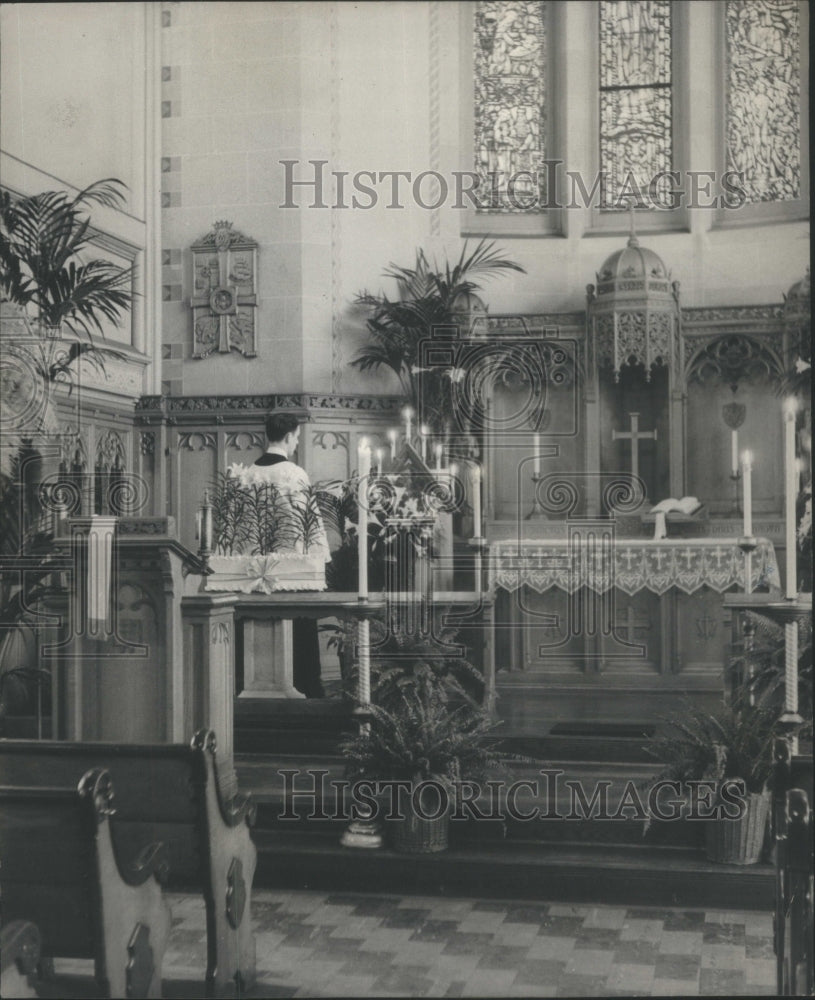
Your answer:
[533,432,541,476]
[784,397,797,599]
[742,450,752,537]
[195,508,202,542]
[731,430,739,477]
[357,438,371,600]
[434,442,443,471]
[402,406,413,444]
[420,425,429,463]
[470,463,482,538]
[374,448,383,475]
[201,490,213,552]
[388,428,397,460]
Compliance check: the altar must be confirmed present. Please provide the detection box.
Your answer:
[484,534,782,733]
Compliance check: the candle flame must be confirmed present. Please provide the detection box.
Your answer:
[402,405,414,418]
[359,436,370,450]
[741,449,753,467]
[784,396,798,418]
[387,428,397,440]
[449,463,458,475]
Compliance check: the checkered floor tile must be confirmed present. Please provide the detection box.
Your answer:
[156,889,776,997]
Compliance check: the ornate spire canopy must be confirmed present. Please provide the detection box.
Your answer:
[586,219,680,381]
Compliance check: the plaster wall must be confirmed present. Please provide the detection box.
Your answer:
[159,1,809,397]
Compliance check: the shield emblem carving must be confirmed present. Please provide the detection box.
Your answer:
[722,402,746,429]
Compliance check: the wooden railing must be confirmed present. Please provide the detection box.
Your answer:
[772,737,814,996]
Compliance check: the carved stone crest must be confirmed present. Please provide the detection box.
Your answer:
[191,221,258,359]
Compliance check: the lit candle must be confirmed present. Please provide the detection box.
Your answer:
[784,397,797,599]
[357,438,371,600]
[420,425,429,463]
[388,428,397,461]
[402,406,413,444]
[533,432,541,476]
[434,442,443,471]
[731,429,739,477]
[742,450,752,538]
[469,463,482,538]
[375,448,383,475]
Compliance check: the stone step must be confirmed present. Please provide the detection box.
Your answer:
[252,828,774,911]
[237,756,713,850]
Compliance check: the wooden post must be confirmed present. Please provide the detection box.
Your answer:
[181,594,239,797]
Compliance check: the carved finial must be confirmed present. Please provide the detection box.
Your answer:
[627,200,639,248]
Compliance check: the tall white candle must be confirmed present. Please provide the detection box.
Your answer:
[742,450,752,537]
[388,428,397,461]
[434,442,443,471]
[470,463,482,538]
[533,432,541,476]
[357,438,371,600]
[402,406,413,444]
[731,430,738,477]
[375,448,383,475]
[784,397,797,599]
[420,425,429,463]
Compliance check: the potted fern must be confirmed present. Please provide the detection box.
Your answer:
[341,676,506,853]
[646,695,792,864]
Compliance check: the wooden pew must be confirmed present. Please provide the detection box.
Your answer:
[0,729,257,997]
[772,738,814,997]
[1,921,42,999]
[0,770,170,999]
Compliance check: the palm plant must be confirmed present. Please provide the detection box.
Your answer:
[353,240,525,433]
[0,178,133,387]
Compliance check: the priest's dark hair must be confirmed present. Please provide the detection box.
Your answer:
[265,412,300,443]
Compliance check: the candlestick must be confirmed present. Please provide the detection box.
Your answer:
[533,432,541,476]
[388,428,397,461]
[434,442,443,471]
[357,438,371,600]
[469,463,482,537]
[784,398,797,599]
[785,621,798,714]
[375,448,383,475]
[741,450,752,538]
[200,490,213,553]
[730,429,738,478]
[420,425,429,464]
[402,406,413,445]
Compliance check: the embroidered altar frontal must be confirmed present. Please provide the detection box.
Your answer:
[489,537,780,596]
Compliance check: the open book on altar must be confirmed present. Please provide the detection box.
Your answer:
[649,496,702,516]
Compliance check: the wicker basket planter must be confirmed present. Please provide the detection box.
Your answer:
[391,811,449,854]
[704,788,771,865]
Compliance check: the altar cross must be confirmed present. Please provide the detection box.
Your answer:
[612,412,657,480]
[614,604,651,643]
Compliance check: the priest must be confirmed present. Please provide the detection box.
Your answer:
[252,412,330,698]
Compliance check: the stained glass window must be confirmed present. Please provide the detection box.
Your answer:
[726,0,800,204]
[599,1,673,210]
[474,1,547,213]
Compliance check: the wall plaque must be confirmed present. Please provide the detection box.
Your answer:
[190,221,258,359]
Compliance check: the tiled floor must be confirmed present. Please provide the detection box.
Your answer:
[158,889,777,998]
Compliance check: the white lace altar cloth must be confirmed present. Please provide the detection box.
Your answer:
[206,554,327,594]
[489,537,780,596]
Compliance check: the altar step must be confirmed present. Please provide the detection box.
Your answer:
[234,700,662,762]
[236,754,774,910]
